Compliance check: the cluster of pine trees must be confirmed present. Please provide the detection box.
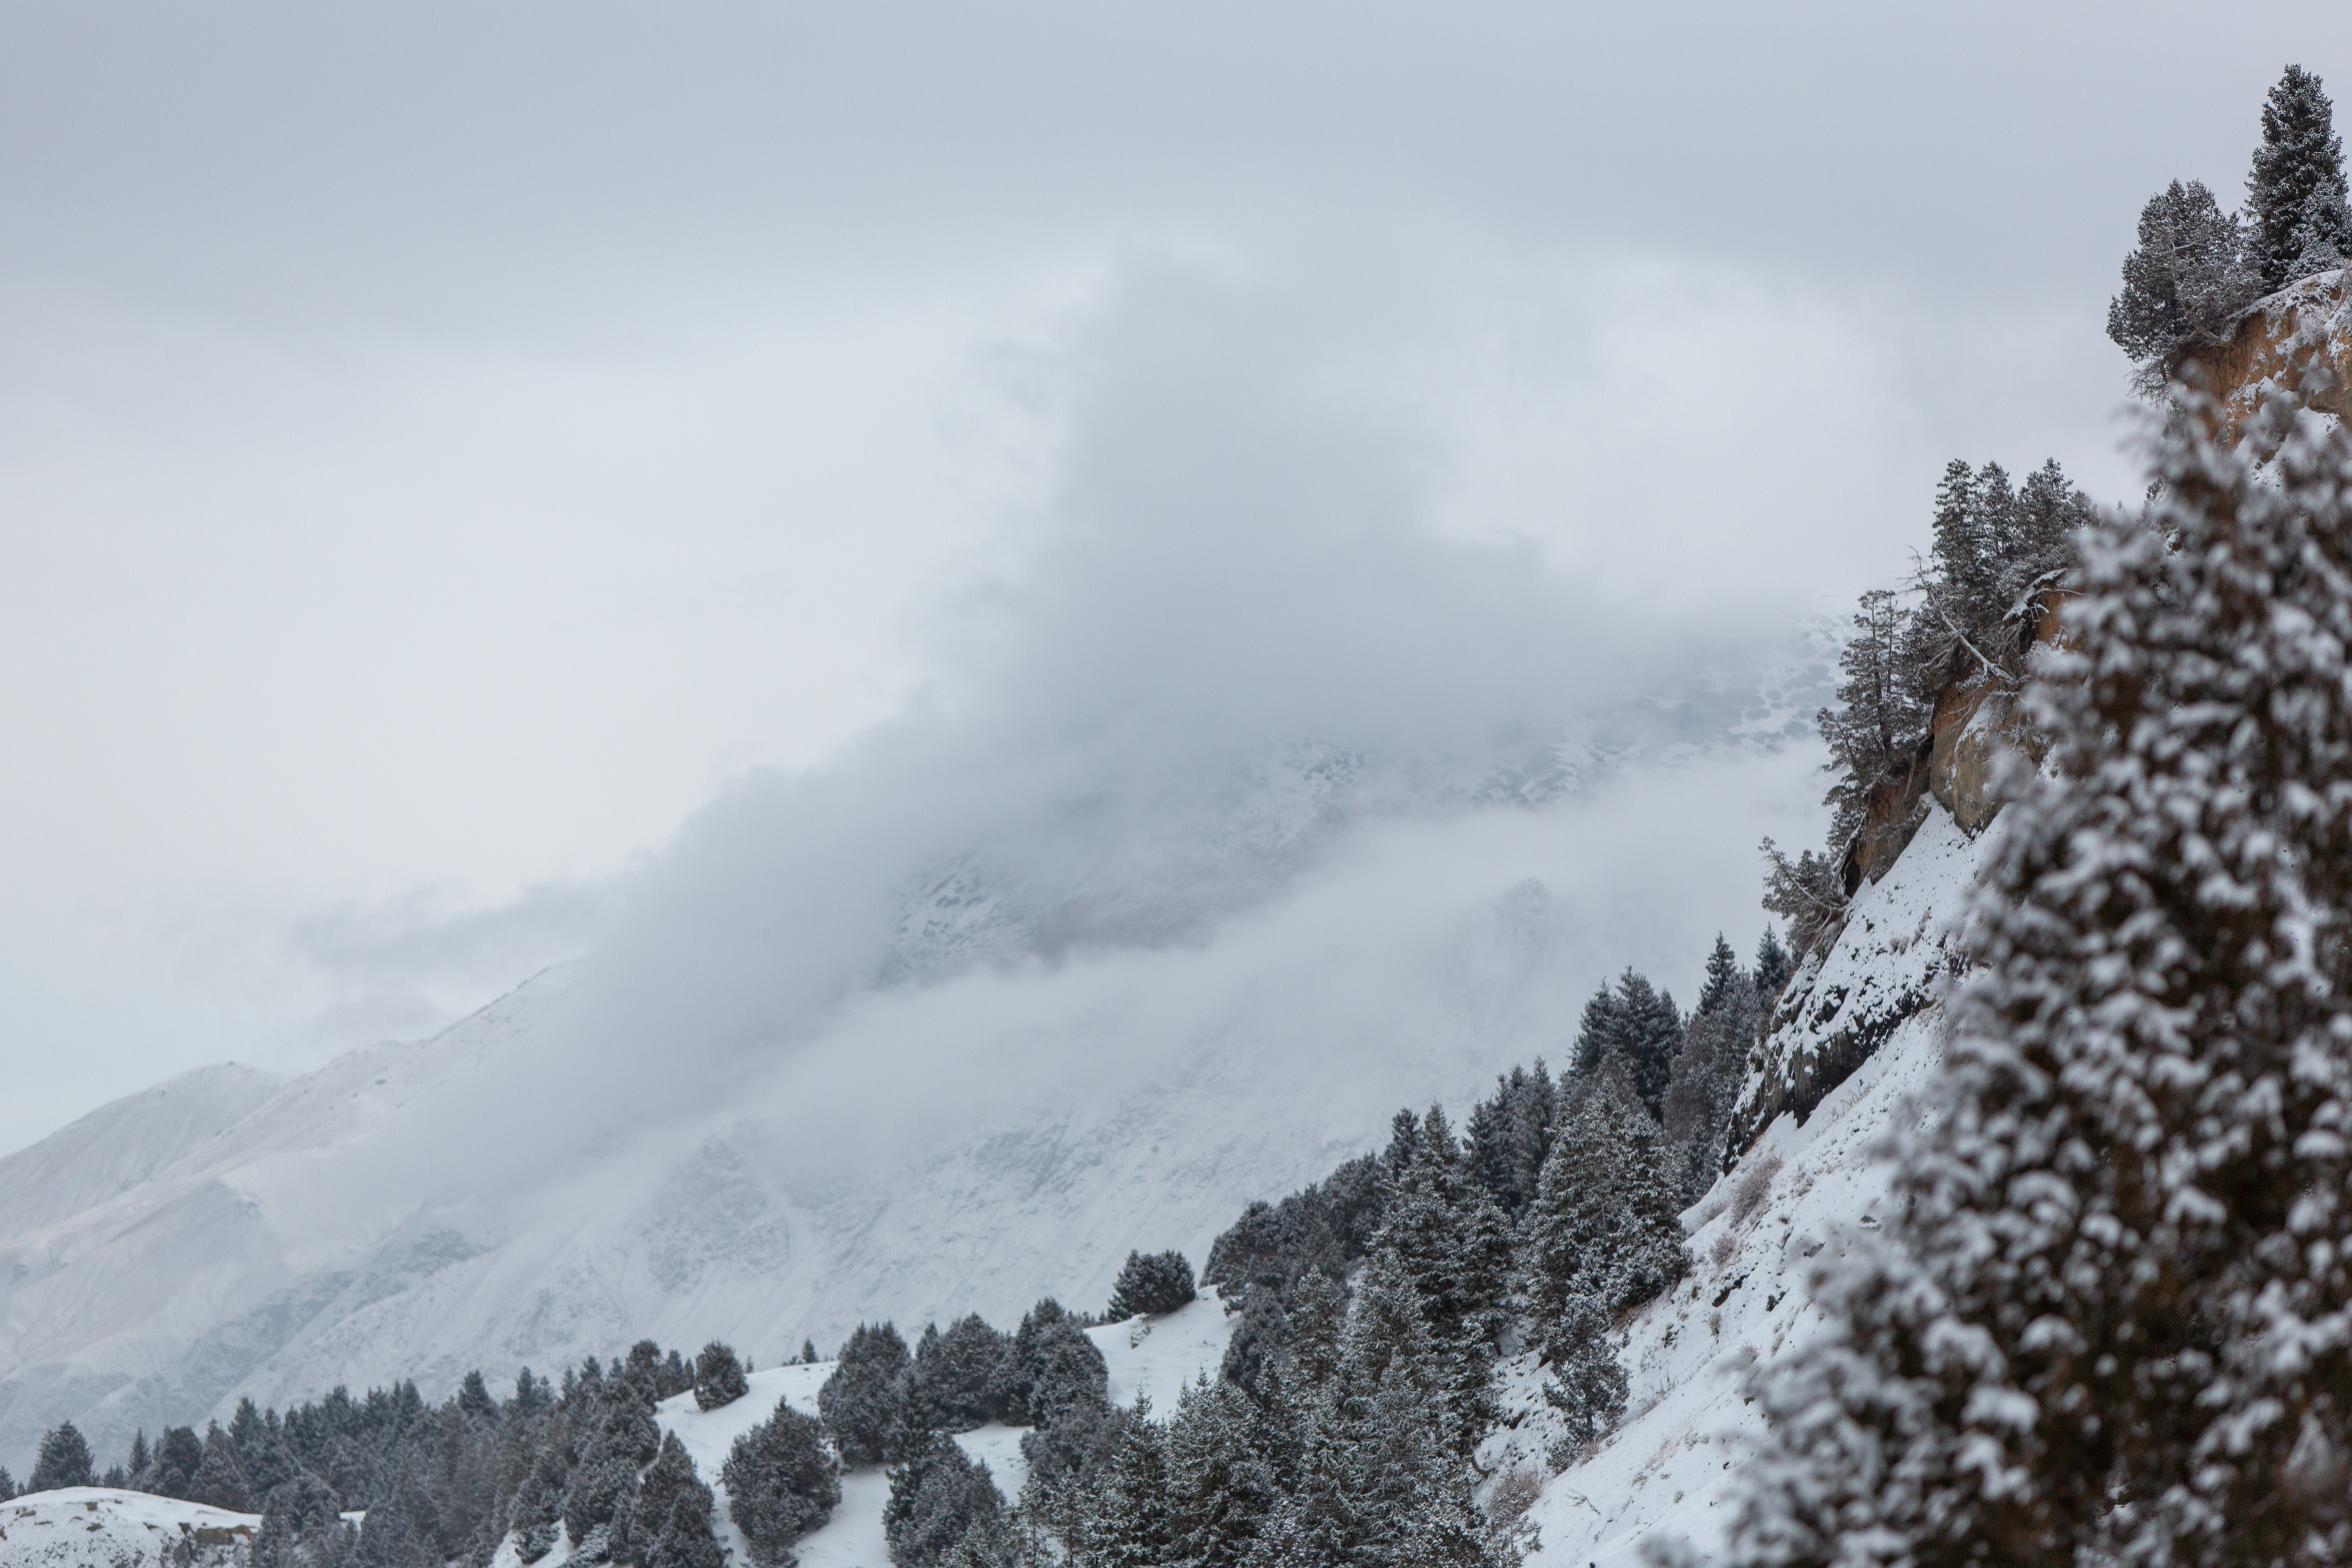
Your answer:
[1725,302,2352,1566]
[2109,65,2351,391]
[7,927,1777,1568]
[1761,454,2095,958]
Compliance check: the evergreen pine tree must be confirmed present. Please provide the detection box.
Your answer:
[1817,588,1929,860]
[801,1341,820,1365]
[1729,393,2352,1568]
[1521,1084,1689,1330]
[2108,181,2259,384]
[1106,1252,1196,1319]
[1165,1378,1278,1568]
[884,1435,1009,1568]
[152,1426,204,1500]
[820,1322,913,1467]
[1080,1402,1171,1568]
[631,1434,723,1568]
[722,1398,840,1567]
[1753,927,1792,1001]
[28,1422,95,1493]
[1571,984,1623,1077]
[693,1342,750,1412]
[2247,65,2352,290]
[906,1315,1012,1431]
[1371,1106,1512,1449]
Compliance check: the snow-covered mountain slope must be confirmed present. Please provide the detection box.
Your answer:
[639,1295,1231,1568]
[0,717,1831,1481]
[0,1488,267,1568]
[1489,802,1989,1568]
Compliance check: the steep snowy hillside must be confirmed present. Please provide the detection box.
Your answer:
[1491,805,1988,1568]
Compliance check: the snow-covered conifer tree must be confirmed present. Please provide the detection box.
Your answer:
[2109,181,2259,387]
[693,1342,749,1412]
[1165,1378,1278,1568]
[27,1422,94,1494]
[819,1322,913,1467]
[1521,1083,1688,1330]
[722,1400,840,1566]
[1731,392,2352,1568]
[2248,65,2352,289]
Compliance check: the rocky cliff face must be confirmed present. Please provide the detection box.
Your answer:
[2186,267,2352,445]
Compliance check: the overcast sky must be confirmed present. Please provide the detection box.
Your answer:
[1,1,2340,1156]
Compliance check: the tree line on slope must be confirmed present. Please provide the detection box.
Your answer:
[2108,64,2351,393]
[1760,454,2097,960]
[8,931,1773,1568]
[1718,308,2352,1565]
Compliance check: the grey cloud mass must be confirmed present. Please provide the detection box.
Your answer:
[0,1,2338,1153]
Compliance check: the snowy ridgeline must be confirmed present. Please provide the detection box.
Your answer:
[1488,804,1985,1568]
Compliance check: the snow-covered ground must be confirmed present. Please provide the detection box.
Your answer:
[647,1294,1234,1568]
[0,1488,263,1568]
[1495,804,1986,1568]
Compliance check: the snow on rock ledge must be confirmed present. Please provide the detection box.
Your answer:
[1491,802,1992,1568]
[1726,806,1978,1158]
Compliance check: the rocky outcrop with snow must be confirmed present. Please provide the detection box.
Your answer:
[1489,801,1988,1568]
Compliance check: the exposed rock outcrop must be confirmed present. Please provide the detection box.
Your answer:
[2185,267,2352,445]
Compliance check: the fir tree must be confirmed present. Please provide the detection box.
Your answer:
[800,1341,820,1365]
[1372,1106,1513,1448]
[693,1341,750,1412]
[907,1315,1012,1432]
[1106,1251,1196,1319]
[1165,1379,1278,1568]
[1521,1083,1689,1329]
[2247,65,2352,290]
[152,1425,204,1500]
[723,1398,840,1567]
[631,1434,723,1568]
[884,1435,1009,1568]
[1817,587,1929,865]
[1540,1295,1629,1458]
[183,1424,240,1510]
[28,1421,94,1493]
[1729,393,2352,1568]
[819,1322,913,1467]
[992,1299,1110,1428]
[1080,1402,1171,1568]
[2108,180,2259,384]
[1753,927,1792,1001]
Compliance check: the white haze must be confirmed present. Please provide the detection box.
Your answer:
[1,2,2340,1153]
[393,257,1838,1200]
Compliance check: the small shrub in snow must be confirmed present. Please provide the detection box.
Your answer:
[1727,1154,1780,1229]
[1486,1467,1542,1525]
